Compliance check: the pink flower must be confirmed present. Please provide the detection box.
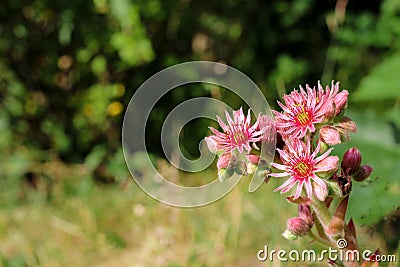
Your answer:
[257,114,275,142]
[205,108,267,154]
[273,84,328,139]
[269,139,338,199]
[317,81,348,117]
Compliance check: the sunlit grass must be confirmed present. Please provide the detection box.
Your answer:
[0,172,389,267]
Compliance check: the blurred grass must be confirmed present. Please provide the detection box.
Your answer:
[0,169,389,267]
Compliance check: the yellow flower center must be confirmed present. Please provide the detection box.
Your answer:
[296,110,310,126]
[295,161,310,176]
[233,130,245,144]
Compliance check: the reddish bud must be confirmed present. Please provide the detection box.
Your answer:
[341,148,362,176]
[353,165,373,182]
[287,217,310,237]
[247,154,260,165]
[320,126,341,146]
[298,204,314,227]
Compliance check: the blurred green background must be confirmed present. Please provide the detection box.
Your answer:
[0,0,399,266]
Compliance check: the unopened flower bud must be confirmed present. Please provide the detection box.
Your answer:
[246,154,268,174]
[336,117,357,133]
[313,182,328,201]
[353,165,373,182]
[247,154,260,165]
[320,126,341,146]
[286,217,310,238]
[341,148,362,176]
[334,90,348,116]
[298,204,314,227]
[315,156,339,178]
[217,153,236,170]
[321,99,336,121]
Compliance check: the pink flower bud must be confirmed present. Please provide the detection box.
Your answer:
[313,182,328,201]
[315,155,339,178]
[341,148,362,176]
[298,204,314,227]
[320,99,336,121]
[247,154,260,165]
[353,165,373,182]
[334,90,348,115]
[336,116,357,133]
[286,217,310,237]
[320,126,341,146]
[217,153,236,170]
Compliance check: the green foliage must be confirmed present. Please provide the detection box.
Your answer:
[354,53,400,101]
[334,109,400,225]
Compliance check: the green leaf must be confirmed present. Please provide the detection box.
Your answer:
[354,53,400,101]
[333,109,400,225]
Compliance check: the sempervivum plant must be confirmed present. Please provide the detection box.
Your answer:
[205,81,374,267]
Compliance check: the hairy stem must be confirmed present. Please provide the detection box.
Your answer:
[308,231,332,247]
[310,196,331,229]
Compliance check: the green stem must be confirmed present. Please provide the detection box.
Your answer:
[310,196,331,229]
[308,231,332,247]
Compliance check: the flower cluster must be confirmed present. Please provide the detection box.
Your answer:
[270,82,350,201]
[205,107,273,181]
[204,80,375,266]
